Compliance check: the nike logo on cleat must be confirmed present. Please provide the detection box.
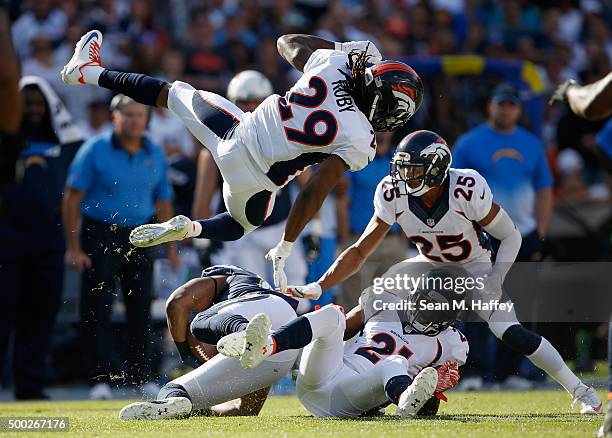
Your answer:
[84,32,98,46]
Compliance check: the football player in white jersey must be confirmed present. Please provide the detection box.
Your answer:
[217,266,469,418]
[284,129,602,414]
[60,31,424,292]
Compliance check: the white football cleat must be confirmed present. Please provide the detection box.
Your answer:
[240,313,273,369]
[119,397,192,421]
[572,384,602,414]
[130,215,193,248]
[396,367,438,419]
[217,331,246,358]
[61,30,103,85]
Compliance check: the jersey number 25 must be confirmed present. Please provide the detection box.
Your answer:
[278,76,338,147]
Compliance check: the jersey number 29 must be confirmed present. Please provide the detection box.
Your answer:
[278,76,338,147]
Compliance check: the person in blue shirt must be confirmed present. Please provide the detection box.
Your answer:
[453,83,554,261]
[335,131,407,310]
[452,83,554,389]
[63,94,176,399]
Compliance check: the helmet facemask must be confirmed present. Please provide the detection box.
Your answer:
[405,288,460,336]
[365,68,418,132]
[390,152,437,197]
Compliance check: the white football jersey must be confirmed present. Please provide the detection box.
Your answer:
[243,49,376,188]
[343,289,469,377]
[374,168,494,264]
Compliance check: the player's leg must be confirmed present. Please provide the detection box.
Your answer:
[220,183,277,238]
[61,30,170,108]
[487,304,602,413]
[119,353,295,420]
[190,292,295,347]
[338,355,438,418]
[128,176,274,246]
[218,305,345,379]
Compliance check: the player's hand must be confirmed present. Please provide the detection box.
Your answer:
[285,282,323,300]
[338,40,383,64]
[548,79,577,106]
[65,247,92,272]
[435,361,460,393]
[265,240,293,293]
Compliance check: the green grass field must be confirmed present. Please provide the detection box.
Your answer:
[0,391,604,438]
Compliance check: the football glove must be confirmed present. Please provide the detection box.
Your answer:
[285,282,323,300]
[549,79,577,106]
[265,240,293,293]
[335,40,383,64]
[435,361,460,393]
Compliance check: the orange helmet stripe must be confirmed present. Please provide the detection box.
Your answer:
[372,62,418,77]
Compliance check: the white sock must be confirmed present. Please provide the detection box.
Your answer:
[527,337,581,393]
[82,65,105,85]
[187,221,202,237]
[305,306,344,340]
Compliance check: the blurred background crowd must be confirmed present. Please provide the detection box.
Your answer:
[0,0,610,400]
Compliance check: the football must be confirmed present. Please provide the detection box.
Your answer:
[187,331,218,364]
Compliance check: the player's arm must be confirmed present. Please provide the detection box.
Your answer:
[192,149,219,219]
[283,155,347,243]
[321,215,390,290]
[478,203,521,282]
[277,34,382,73]
[276,34,336,72]
[344,305,365,341]
[285,215,390,299]
[550,72,612,120]
[165,276,227,361]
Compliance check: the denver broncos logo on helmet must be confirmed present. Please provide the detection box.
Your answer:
[365,61,424,131]
[391,82,416,100]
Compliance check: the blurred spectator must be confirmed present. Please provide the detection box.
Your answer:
[0,76,82,399]
[79,100,113,138]
[62,95,176,399]
[183,9,229,93]
[453,83,554,389]
[22,35,63,92]
[335,132,409,310]
[11,0,67,59]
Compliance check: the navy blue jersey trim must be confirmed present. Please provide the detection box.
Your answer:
[192,93,240,139]
[266,152,329,186]
[408,181,450,228]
